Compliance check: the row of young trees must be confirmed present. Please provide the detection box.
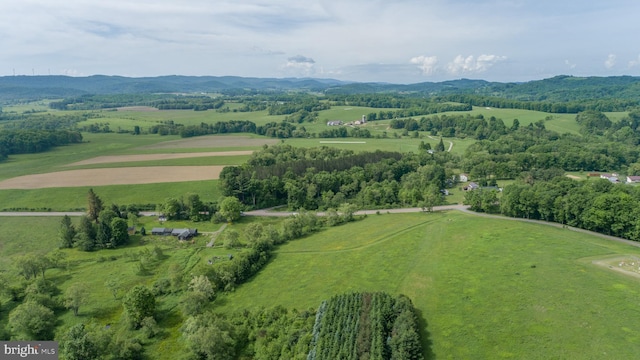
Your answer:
[178,292,422,360]
[308,292,422,360]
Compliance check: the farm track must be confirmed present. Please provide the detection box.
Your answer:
[276,216,442,254]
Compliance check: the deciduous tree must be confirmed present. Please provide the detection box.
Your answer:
[59,324,101,360]
[64,283,89,316]
[219,196,242,223]
[123,285,156,329]
[8,301,56,340]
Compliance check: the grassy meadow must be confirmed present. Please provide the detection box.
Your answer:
[3,211,639,359]
[215,211,640,359]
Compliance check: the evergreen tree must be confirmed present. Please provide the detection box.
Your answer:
[59,215,76,248]
[87,189,103,223]
[435,137,445,152]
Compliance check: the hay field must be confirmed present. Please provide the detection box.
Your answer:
[0,166,224,189]
[66,150,253,166]
[138,136,279,149]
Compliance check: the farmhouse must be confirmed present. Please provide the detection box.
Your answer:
[172,228,198,240]
[151,227,197,240]
[627,176,640,183]
[327,120,343,126]
[600,173,619,183]
[463,182,480,191]
[459,173,469,182]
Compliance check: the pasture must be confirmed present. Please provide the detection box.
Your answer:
[216,211,640,359]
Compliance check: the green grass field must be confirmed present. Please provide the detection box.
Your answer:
[215,211,640,359]
[3,207,640,358]
[0,180,221,211]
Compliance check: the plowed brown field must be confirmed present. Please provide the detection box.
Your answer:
[0,166,225,189]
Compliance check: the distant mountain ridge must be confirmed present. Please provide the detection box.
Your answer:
[2,74,640,103]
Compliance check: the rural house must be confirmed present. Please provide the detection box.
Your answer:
[627,176,640,183]
[600,173,619,183]
[463,182,480,191]
[171,228,198,240]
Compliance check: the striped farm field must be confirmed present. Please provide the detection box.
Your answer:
[0,166,225,189]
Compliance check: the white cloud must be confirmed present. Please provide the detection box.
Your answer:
[446,54,506,75]
[410,55,439,75]
[565,60,577,69]
[283,55,316,75]
[1,1,640,81]
[605,54,616,69]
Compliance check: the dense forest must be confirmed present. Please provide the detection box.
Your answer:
[0,129,82,159]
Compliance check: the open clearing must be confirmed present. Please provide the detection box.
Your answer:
[65,150,253,166]
[592,255,640,279]
[0,166,224,189]
[139,135,279,149]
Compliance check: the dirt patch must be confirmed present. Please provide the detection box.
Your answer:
[139,136,279,150]
[566,175,582,180]
[0,166,225,189]
[66,151,254,166]
[592,255,640,279]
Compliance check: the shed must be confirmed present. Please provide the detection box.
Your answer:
[151,227,173,236]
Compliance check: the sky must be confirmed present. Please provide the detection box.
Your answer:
[1,0,640,84]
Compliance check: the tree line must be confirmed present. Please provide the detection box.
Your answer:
[48,94,225,111]
[0,129,82,160]
[440,94,640,113]
[495,176,640,241]
[390,113,511,140]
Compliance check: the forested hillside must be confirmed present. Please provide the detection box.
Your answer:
[3,75,640,107]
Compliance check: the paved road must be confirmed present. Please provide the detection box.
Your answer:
[3,205,640,249]
[0,211,157,217]
[242,204,469,217]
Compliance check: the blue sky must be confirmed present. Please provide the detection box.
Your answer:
[1,0,639,83]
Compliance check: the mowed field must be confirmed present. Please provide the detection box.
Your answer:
[0,133,271,209]
[216,211,640,360]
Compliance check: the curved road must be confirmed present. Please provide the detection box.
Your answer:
[3,205,640,249]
